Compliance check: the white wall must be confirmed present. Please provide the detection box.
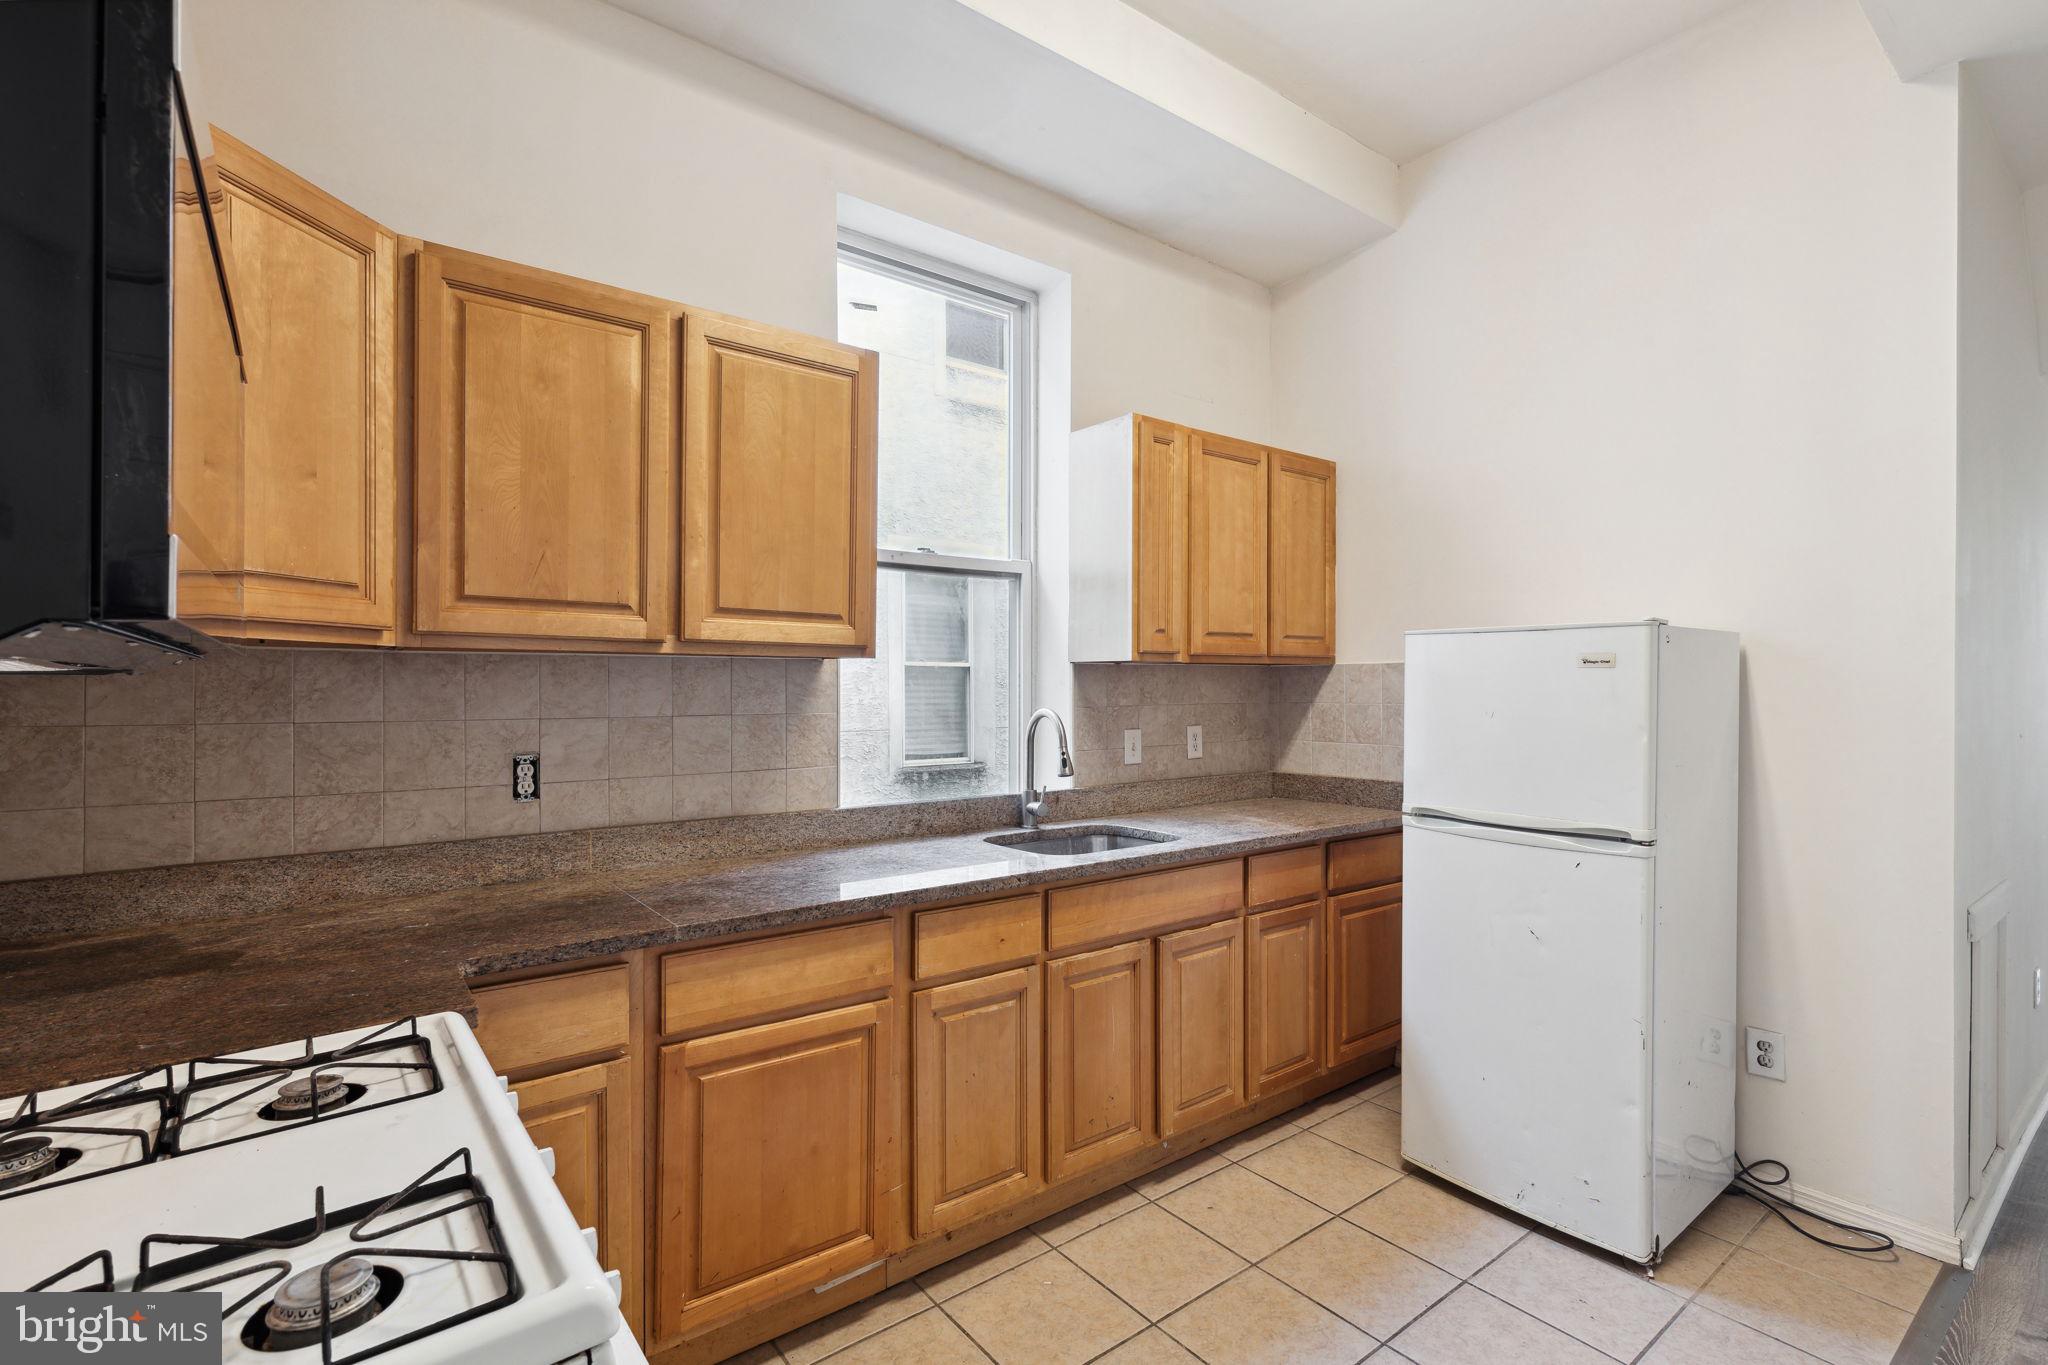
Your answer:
[182,0,1276,736]
[1957,70,2048,1215]
[1271,0,1964,1231]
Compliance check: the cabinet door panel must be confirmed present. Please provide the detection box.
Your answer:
[1132,417,1188,660]
[656,1000,895,1343]
[513,1057,643,1338]
[1187,432,1268,658]
[1247,901,1322,1098]
[1268,451,1336,660]
[1158,918,1245,1136]
[682,315,877,650]
[415,244,672,641]
[1329,887,1402,1067]
[176,131,396,636]
[1046,941,1154,1181]
[912,967,1043,1235]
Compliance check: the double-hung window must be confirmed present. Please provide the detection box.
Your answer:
[836,233,1033,806]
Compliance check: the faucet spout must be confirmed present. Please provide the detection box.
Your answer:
[1021,707,1074,829]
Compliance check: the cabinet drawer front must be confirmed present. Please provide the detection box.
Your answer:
[1247,846,1323,909]
[913,896,1043,980]
[1047,860,1243,952]
[472,965,631,1074]
[1327,832,1402,892]
[662,920,893,1036]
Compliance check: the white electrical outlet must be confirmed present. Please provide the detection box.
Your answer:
[1186,724,1204,759]
[1123,729,1143,765]
[1746,1027,1786,1080]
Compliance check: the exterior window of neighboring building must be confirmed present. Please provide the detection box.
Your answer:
[836,234,1033,805]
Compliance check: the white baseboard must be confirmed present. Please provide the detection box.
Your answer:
[1956,1066,2048,1269]
[1773,1181,1963,1265]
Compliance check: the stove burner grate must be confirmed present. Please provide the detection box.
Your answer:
[0,1069,171,1202]
[243,1259,404,1353]
[167,1018,440,1155]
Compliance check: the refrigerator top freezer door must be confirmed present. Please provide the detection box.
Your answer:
[1404,623,1659,842]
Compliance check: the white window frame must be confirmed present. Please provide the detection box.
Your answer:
[837,230,1035,783]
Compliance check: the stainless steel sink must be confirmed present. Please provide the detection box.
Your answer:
[985,825,1176,856]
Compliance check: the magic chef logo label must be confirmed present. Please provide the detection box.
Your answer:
[3,1293,220,1363]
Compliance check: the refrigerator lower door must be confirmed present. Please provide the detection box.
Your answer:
[1401,814,1657,1260]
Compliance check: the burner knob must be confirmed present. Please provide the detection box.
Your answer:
[536,1145,556,1177]
[605,1269,622,1303]
[582,1228,599,1257]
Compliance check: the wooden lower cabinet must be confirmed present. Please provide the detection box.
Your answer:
[655,1000,897,1344]
[1046,941,1155,1181]
[1328,885,1402,1067]
[911,967,1043,1235]
[1246,900,1323,1098]
[1156,918,1245,1136]
[512,1057,644,1338]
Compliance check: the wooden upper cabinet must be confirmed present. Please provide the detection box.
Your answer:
[1046,941,1155,1181]
[1187,431,1269,659]
[1329,885,1402,1068]
[413,244,673,642]
[1247,900,1323,1098]
[1268,450,1337,661]
[176,131,397,639]
[1156,918,1246,1136]
[655,1000,896,1344]
[911,967,1043,1235]
[681,314,878,652]
[1132,417,1189,660]
[512,1056,644,1340]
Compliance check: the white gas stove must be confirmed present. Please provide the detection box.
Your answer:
[0,1013,643,1365]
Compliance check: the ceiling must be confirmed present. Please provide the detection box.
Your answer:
[1119,0,1749,163]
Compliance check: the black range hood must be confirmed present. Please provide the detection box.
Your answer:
[0,0,227,674]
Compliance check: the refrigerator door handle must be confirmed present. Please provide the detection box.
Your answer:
[1404,804,1650,844]
[1403,810,1656,857]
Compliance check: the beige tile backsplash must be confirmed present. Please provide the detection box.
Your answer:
[0,648,838,881]
[0,650,1400,883]
[1068,660,1404,789]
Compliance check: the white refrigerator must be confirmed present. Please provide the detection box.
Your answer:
[1400,621,1739,1265]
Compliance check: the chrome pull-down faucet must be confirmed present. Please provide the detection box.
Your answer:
[1020,708,1074,829]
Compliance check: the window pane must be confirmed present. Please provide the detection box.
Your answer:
[837,259,1012,558]
[840,567,1017,805]
[903,572,969,663]
[903,667,971,762]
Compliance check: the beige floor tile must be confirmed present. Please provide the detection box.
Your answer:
[915,1230,1051,1302]
[817,1308,988,1364]
[1640,1304,1826,1364]
[1243,1131,1403,1212]
[1131,1149,1233,1199]
[1368,1082,1403,1113]
[1313,1101,1405,1167]
[1740,1212,1943,1312]
[946,1252,1145,1364]
[1208,1116,1301,1161]
[1260,1219,1457,1340]
[1693,1248,1911,1365]
[1033,1185,1150,1246]
[1390,1285,1609,1365]
[1289,1084,1375,1128]
[720,1344,783,1364]
[1473,1233,1682,1359]
[1361,1073,1401,1102]
[1158,1165,1330,1261]
[1367,1352,1419,1364]
[1344,1177,1528,1278]
[1161,1268,1375,1365]
[1062,1204,1245,1320]
[776,1283,933,1365]
[1652,1229,1737,1297]
[1094,1327,1200,1363]
[1692,1193,1766,1243]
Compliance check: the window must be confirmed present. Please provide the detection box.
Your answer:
[836,233,1033,806]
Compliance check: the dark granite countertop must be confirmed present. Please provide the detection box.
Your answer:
[0,798,1398,1096]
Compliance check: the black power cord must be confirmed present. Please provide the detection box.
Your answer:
[1728,1152,1896,1255]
